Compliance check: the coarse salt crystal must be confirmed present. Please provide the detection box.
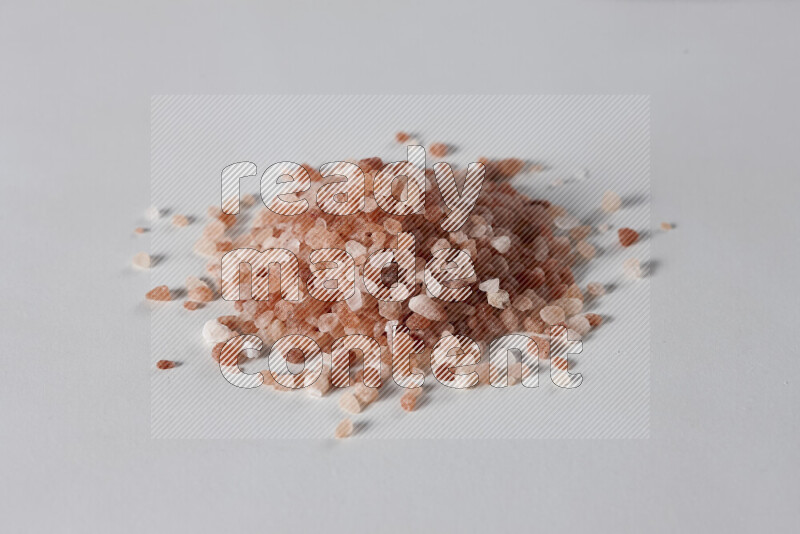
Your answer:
[601,191,621,213]
[145,285,171,301]
[353,383,379,405]
[307,373,331,398]
[551,297,582,316]
[490,236,511,254]
[512,295,534,312]
[487,290,510,310]
[430,143,448,157]
[618,228,639,247]
[540,305,566,325]
[401,391,418,411]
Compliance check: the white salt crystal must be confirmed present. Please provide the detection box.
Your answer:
[146,206,161,221]
[132,252,151,270]
[490,236,511,254]
[202,320,235,345]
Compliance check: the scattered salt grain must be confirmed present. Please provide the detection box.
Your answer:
[490,236,511,254]
[145,286,171,301]
[601,191,622,213]
[353,383,379,406]
[334,418,354,439]
[401,390,419,412]
[146,206,161,221]
[400,391,417,412]
[618,228,639,247]
[623,258,643,279]
[132,252,151,270]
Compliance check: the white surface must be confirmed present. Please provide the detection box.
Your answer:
[1,1,799,532]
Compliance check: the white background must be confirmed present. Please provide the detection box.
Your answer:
[1,1,798,532]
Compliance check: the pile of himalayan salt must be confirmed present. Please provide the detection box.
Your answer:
[187,156,609,390]
[142,139,662,437]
